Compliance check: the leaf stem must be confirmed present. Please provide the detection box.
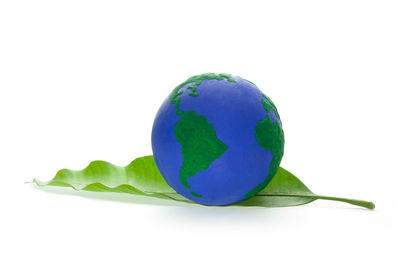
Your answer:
[312,194,375,209]
[257,193,375,209]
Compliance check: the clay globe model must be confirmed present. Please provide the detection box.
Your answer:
[151,73,284,205]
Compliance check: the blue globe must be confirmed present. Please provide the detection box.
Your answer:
[152,73,284,205]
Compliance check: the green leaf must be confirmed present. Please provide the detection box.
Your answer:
[32,155,375,209]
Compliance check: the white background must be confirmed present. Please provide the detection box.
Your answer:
[1,1,399,266]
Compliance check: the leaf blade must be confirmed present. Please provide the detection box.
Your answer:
[32,155,374,209]
[237,167,316,207]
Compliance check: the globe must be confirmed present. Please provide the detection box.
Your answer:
[152,73,284,205]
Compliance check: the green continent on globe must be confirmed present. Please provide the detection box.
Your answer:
[169,73,236,115]
[169,73,235,196]
[244,95,285,199]
[174,110,228,191]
